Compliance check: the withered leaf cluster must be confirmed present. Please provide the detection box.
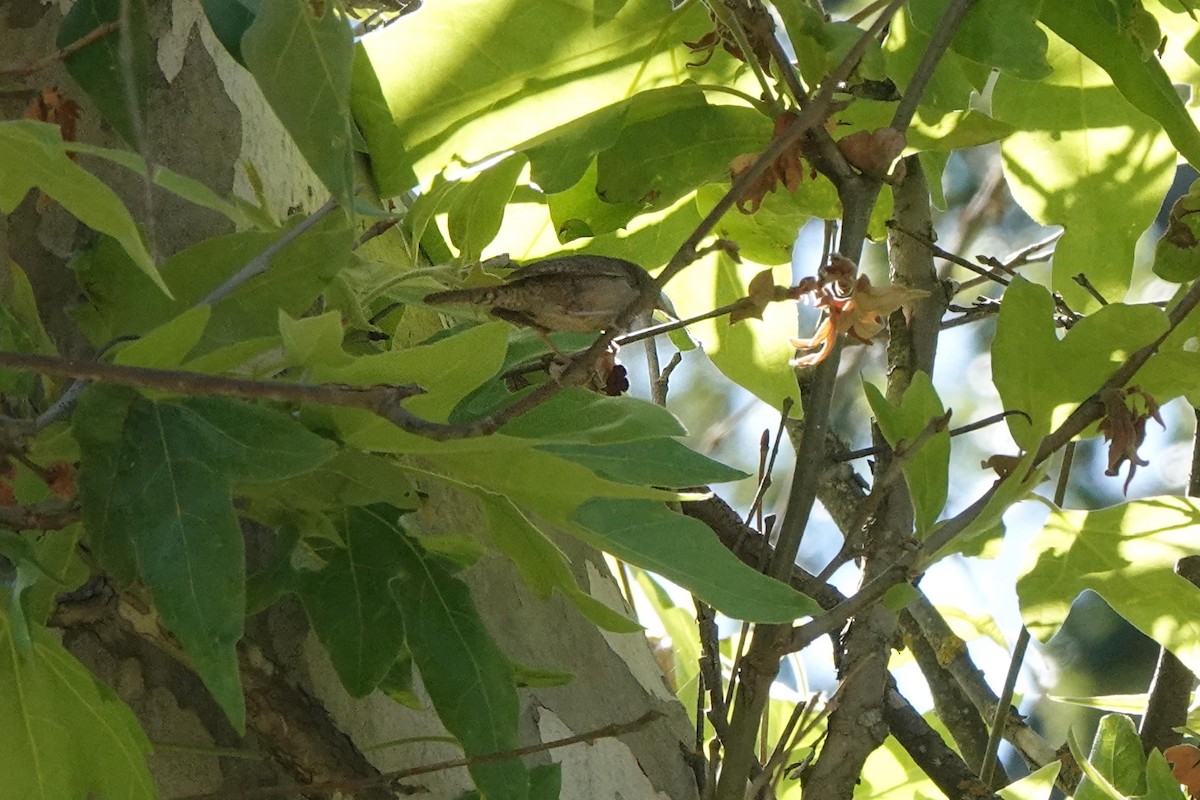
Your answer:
[1098,385,1163,492]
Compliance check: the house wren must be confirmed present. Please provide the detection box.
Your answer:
[423,255,664,335]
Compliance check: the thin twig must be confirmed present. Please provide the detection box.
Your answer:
[833,409,1030,461]
[981,628,1030,785]
[201,197,341,305]
[812,410,952,589]
[746,397,794,520]
[175,710,663,800]
[0,20,120,77]
[1072,273,1108,306]
[887,221,1011,287]
[0,351,423,414]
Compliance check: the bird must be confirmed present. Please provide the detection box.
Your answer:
[423,254,668,336]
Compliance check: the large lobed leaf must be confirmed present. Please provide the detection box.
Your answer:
[352,0,729,193]
[1040,0,1200,170]
[993,29,1177,309]
[242,0,355,209]
[75,387,336,731]
[1018,496,1200,677]
[992,277,1168,449]
[379,506,531,800]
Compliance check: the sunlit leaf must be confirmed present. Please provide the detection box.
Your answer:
[1018,497,1200,676]
[994,31,1176,308]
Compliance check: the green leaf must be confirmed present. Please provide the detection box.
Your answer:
[401,172,466,260]
[997,762,1063,800]
[776,1,886,88]
[932,452,1045,560]
[546,159,645,240]
[0,121,163,295]
[994,27,1177,307]
[863,372,950,535]
[447,153,528,261]
[519,85,708,194]
[0,259,54,358]
[242,0,355,208]
[910,0,1051,78]
[1076,714,1147,800]
[1152,178,1200,282]
[24,524,88,625]
[1146,750,1189,800]
[695,184,816,266]
[594,104,772,209]
[112,305,211,368]
[537,438,748,488]
[279,309,354,369]
[380,505,531,800]
[72,213,352,350]
[353,0,729,191]
[992,277,1169,449]
[569,499,819,623]
[498,388,686,443]
[529,763,563,800]
[378,651,422,708]
[1136,350,1200,405]
[1069,729,1128,800]
[835,100,1014,152]
[294,508,408,697]
[59,0,150,147]
[479,493,642,634]
[883,7,989,112]
[76,387,336,730]
[1041,0,1200,170]
[667,254,801,411]
[418,439,681,521]
[200,0,257,63]
[1017,496,1200,676]
[243,448,421,511]
[65,141,253,227]
[0,614,154,800]
[319,321,508,423]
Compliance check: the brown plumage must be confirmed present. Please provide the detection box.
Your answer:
[424,255,663,334]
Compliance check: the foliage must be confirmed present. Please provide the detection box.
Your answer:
[5,0,1200,798]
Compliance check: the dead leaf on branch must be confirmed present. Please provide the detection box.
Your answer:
[787,255,929,367]
[836,127,906,179]
[0,459,15,507]
[729,112,814,214]
[683,3,773,71]
[46,461,77,500]
[24,86,81,144]
[1166,743,1200,799]
[1098,385,1164,493]
[24,87,82,211]
[728,268,780,323]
